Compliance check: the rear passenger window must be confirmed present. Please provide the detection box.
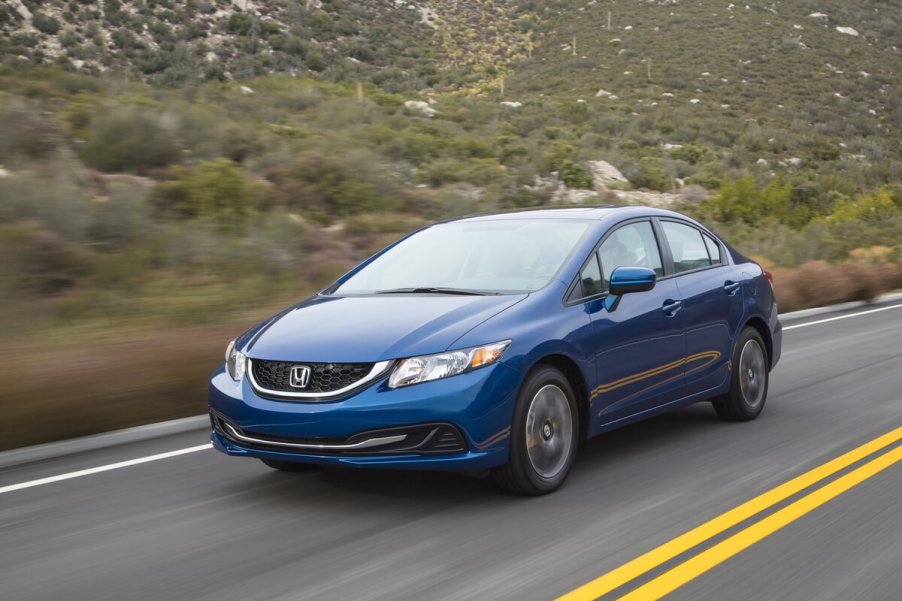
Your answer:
[703,233,722,264]
[661,221,712,273]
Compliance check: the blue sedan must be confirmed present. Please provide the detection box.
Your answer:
[209,207,781,495]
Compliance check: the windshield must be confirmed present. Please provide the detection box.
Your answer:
[332,219,592,295]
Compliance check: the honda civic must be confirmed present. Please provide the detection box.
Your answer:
[209,207,781,495]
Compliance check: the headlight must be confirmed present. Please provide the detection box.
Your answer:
[225,339,247,382]
[388,340,511,389]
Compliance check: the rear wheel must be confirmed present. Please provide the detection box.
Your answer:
[713,327,769,421]
[494,366,579,496]
[260,459,321,472]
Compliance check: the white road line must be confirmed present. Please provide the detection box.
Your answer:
[783,303,902,331]
[0,444,212,495]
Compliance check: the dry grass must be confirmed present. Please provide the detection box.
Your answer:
[0,324,238,450]
[774,261,902,312]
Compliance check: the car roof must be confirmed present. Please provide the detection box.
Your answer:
[451,205,687,223]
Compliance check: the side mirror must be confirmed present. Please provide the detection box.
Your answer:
[604,267,657,312]
[609,266,657,296]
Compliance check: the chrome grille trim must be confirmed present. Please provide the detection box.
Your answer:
[247,359,393,400]
[222,422,407,451]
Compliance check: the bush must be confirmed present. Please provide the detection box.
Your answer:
[88,180,154,248]
[0,5,22,26]
[277,149,401,216]
[0,167,93,241]
[226,12,254,35]
[423,157,505,187]
[0,222,89,295]
[152,159,265,227]
[32,12,61,34]
[80,104,180,172]
[111,28,140,51]
[0,101,60,159]
[700,176,794,225]
[630,157,671,192]
[557,159,594,189]
[773,261,896,312]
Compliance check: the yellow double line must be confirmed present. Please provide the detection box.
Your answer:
[558,425,902,600]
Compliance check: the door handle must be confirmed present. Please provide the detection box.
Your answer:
[724,281,741,296]
[662,299,682,316]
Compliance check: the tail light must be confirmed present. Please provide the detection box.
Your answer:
[763,270,774,290]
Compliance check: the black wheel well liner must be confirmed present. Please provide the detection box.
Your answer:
[743,316,773,369]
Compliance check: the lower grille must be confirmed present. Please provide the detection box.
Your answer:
[212,413,467,456]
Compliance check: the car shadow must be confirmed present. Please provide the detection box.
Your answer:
[575,403,722,467]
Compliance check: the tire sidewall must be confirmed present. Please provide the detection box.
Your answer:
[508,366,579,493]
[729,328,769,419]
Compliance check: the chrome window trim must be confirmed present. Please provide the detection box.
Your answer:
[247,359,393,400]
[222,422,407,450]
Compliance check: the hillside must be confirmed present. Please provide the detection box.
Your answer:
[0,0,548,90]
[0,0,441,88]
[3,1,899,182]
[500,0,902,189]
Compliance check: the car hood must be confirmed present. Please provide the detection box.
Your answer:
[246,294,528,362]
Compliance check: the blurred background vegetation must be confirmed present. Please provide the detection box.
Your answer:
[0,0,900,448]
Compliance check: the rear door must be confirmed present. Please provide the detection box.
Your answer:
[656,219,744,397]
[575,220,686,425]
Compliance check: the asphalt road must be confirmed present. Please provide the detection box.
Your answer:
[2,302,901,601]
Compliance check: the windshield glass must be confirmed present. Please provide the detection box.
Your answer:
[332,219,591,294]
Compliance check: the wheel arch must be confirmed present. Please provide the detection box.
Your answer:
[743,316,774,369]
[532,353,590,441]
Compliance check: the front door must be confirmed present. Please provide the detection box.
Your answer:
[582,220,686,424]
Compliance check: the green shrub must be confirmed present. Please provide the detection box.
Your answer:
[557,159,594,189]
[700,176,791,225]
[59,30,81,50]
[152,159,265,227]
[630,157,671,192]
[670,144,710,165]
[32,12,61,35]
[423,157,505,187]
[823,188,897,224]
[0,5,22,26]
[111,28,141,51]
[0,102,59,160]
[226,12,254,35]
[80,104,180,172]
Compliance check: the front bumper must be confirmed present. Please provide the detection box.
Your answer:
[208,361,521,471]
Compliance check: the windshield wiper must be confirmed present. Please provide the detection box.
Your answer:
[374,287,489,296]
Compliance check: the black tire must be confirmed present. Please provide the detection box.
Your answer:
[260,458,321,472]
[493,365,579,496]
[713,327,769,421]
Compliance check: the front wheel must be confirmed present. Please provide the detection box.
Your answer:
[713,327,769,421]
[494,366,579,496]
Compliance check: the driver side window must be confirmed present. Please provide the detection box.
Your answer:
[598,221,663,289]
